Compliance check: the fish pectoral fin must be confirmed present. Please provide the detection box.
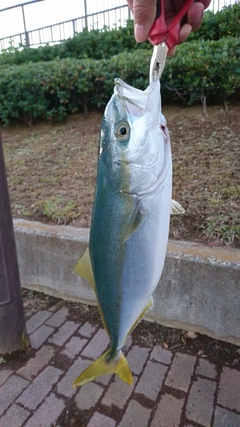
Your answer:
[123,201,147,243]
[73,247,96,291]
[72,349,133,388]
[171,199,185,215]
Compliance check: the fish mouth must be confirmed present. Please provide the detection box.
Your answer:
[114,78,158,117]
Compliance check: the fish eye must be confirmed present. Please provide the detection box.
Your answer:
[119,126,127,135]
[115,122,130,141]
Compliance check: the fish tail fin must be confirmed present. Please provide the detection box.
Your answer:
[73,349,133,388]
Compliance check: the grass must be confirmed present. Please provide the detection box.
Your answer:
[2,103,240,247]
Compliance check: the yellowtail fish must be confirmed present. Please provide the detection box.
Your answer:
[73,78,184,387]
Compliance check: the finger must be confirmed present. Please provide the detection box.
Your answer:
[129,0,156,42]
[200,0,212,10]
[127,0,133,12]
[188,2,204,31]
[179,23,192,44]
[168,46,176,56]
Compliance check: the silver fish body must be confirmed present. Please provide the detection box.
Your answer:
[73,78,172,387]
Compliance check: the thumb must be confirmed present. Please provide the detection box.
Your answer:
[128,0,156,42]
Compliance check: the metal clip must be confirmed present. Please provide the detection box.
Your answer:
[149,42,168,84]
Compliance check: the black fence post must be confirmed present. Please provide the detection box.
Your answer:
[0,135,26,354]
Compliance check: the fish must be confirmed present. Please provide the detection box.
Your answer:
[73,77,184,388]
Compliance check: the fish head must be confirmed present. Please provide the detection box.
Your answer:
[99,78,171,196]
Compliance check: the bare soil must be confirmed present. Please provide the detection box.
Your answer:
[2,103,240,247]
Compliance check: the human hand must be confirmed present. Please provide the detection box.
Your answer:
[127,0,211,54]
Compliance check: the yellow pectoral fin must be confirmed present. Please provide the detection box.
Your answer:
[73,247,96,292]
[123,203,147,243]
[73,349,133,388]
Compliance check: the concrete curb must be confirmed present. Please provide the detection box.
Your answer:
[14,219,240,346]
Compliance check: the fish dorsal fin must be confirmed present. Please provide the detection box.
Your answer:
[123,202,147,243]
[73,247,96,291]
[171,199,185,215]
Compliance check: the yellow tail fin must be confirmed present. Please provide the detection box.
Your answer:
[73,349,133,388]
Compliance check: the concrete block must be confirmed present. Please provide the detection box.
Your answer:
[14,220,240,345]
[14,219,93,302]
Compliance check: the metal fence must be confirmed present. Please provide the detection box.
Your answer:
[0,4,131,51]
[0,0,238,52]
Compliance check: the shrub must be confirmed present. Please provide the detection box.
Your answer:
[0,21,150,67]
[0,37,239,125]
[0,4,239,67]
[189,4,240,41]
[163,37,240,107]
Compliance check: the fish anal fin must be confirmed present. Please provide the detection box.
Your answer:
[171,199,185,215]
[73,247,96,291]
[72,349,133,388]
[127,296,154,337]
[124,201,147,243]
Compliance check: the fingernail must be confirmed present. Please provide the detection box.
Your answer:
[134,24,148,43]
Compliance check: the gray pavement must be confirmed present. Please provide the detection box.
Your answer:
[0,305,240,427]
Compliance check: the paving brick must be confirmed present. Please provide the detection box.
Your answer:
[0,375,29,416]
[17,366,62,410]
[135,361,167,401]
[95,374,113,386]
[151,393,184,427]
[57,356,90,397]
[213,406,240,427]
[75,382,104,410]
[24,393,65,427]
[45,307,69,327]
[218,367,240,412]
[30,324,55,350]
[127,346,150,375]
[78,322,96,338]
[186,377,216,426]
[48,304,58,312]
[81,329,109,359]
[62,336,87,359]
[17,344,56,380]
[87,412,116,427]
[26,310,53,334]
[165,353,196,392]
[48,321,79,346]
[150,346,172,365]
[123,336,133,352]
[102,376,137,409]
[196,358,217,379]
[0,369,12,387]
[118,399,151,427]
[0,403,30,427]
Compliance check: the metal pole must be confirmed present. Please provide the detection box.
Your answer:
[0,135,26,355]
[21,5,30,47]
[83,0,88,29]
[128,5,131,20]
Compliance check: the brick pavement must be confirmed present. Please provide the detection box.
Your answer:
[0,306,240,427]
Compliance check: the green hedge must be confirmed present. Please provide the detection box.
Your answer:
[0,4,239,67]
[0,21,150,67]
[0,36,239,125]
[189,4,240,42]
[163,36,240,105]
